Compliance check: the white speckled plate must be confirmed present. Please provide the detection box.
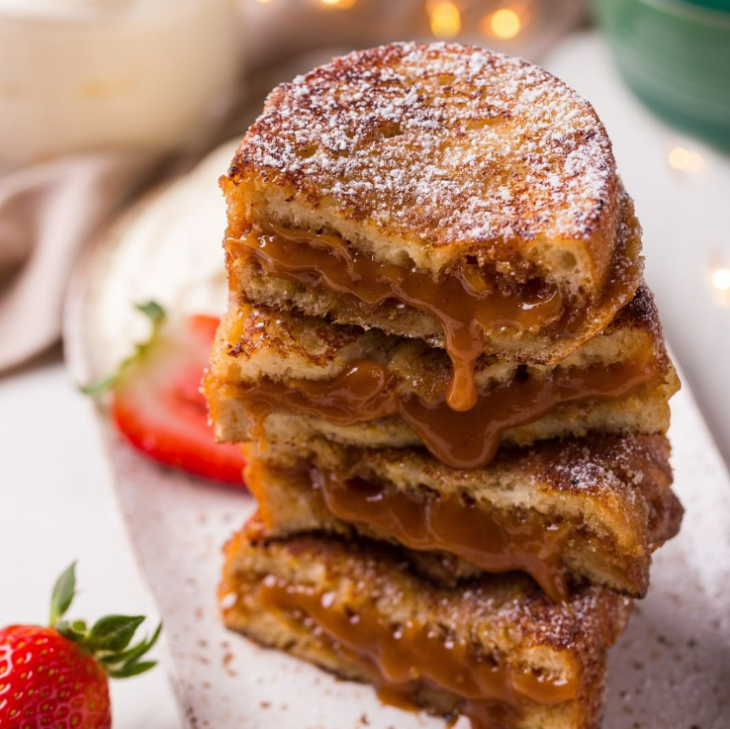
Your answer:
[64,140,730,729]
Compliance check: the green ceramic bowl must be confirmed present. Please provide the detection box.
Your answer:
[591,0,730,149]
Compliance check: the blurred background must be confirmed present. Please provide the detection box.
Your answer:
[1,1,729,726]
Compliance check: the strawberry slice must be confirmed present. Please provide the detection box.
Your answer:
[84,304,245,486]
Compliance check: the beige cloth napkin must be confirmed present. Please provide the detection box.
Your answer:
[0,153,154,372]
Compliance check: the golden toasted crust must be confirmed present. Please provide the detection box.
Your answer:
[227,42,621,294]
[242,434,682,597]
[204,284,679,452]
[220,524,634,729]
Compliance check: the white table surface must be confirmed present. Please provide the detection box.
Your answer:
[1,31,728,729]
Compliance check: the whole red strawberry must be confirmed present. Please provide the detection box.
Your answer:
[0,564,160,729]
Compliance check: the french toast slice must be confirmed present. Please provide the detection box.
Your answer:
[223,43,643,408]
[220,520,634,729]
[204,285,679,468]
[240,434,682,600]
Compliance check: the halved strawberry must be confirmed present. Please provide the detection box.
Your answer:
[84,304,246,486]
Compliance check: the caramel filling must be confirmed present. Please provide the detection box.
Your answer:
[238,349,658,469]
[310,468,571,602]
[258,576,576,729]
[231,225,564,411]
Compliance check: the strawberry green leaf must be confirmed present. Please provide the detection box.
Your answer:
[49,562,76,627]
[79,375,118,398]
[136,301,165,323]
[100,622,162,667]
[87,615,145,652]
[107,660,158,679]
[80,300,166,396]
[42,563,162,682]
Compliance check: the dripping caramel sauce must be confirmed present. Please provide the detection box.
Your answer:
[309,468,571,602]
[230,225,564,411]
[237,349,659,470]
[258,576,576,729]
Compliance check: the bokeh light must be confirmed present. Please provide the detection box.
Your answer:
[668,147,691,170]
[489,8,521,39]
[668,146,704,173]
[711,267,730,292]
[430,1,461,39]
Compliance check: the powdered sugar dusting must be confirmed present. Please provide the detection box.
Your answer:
[233,42,617,249]
[536,435,671,497]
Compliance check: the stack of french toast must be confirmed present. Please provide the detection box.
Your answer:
[205,42,683,729]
